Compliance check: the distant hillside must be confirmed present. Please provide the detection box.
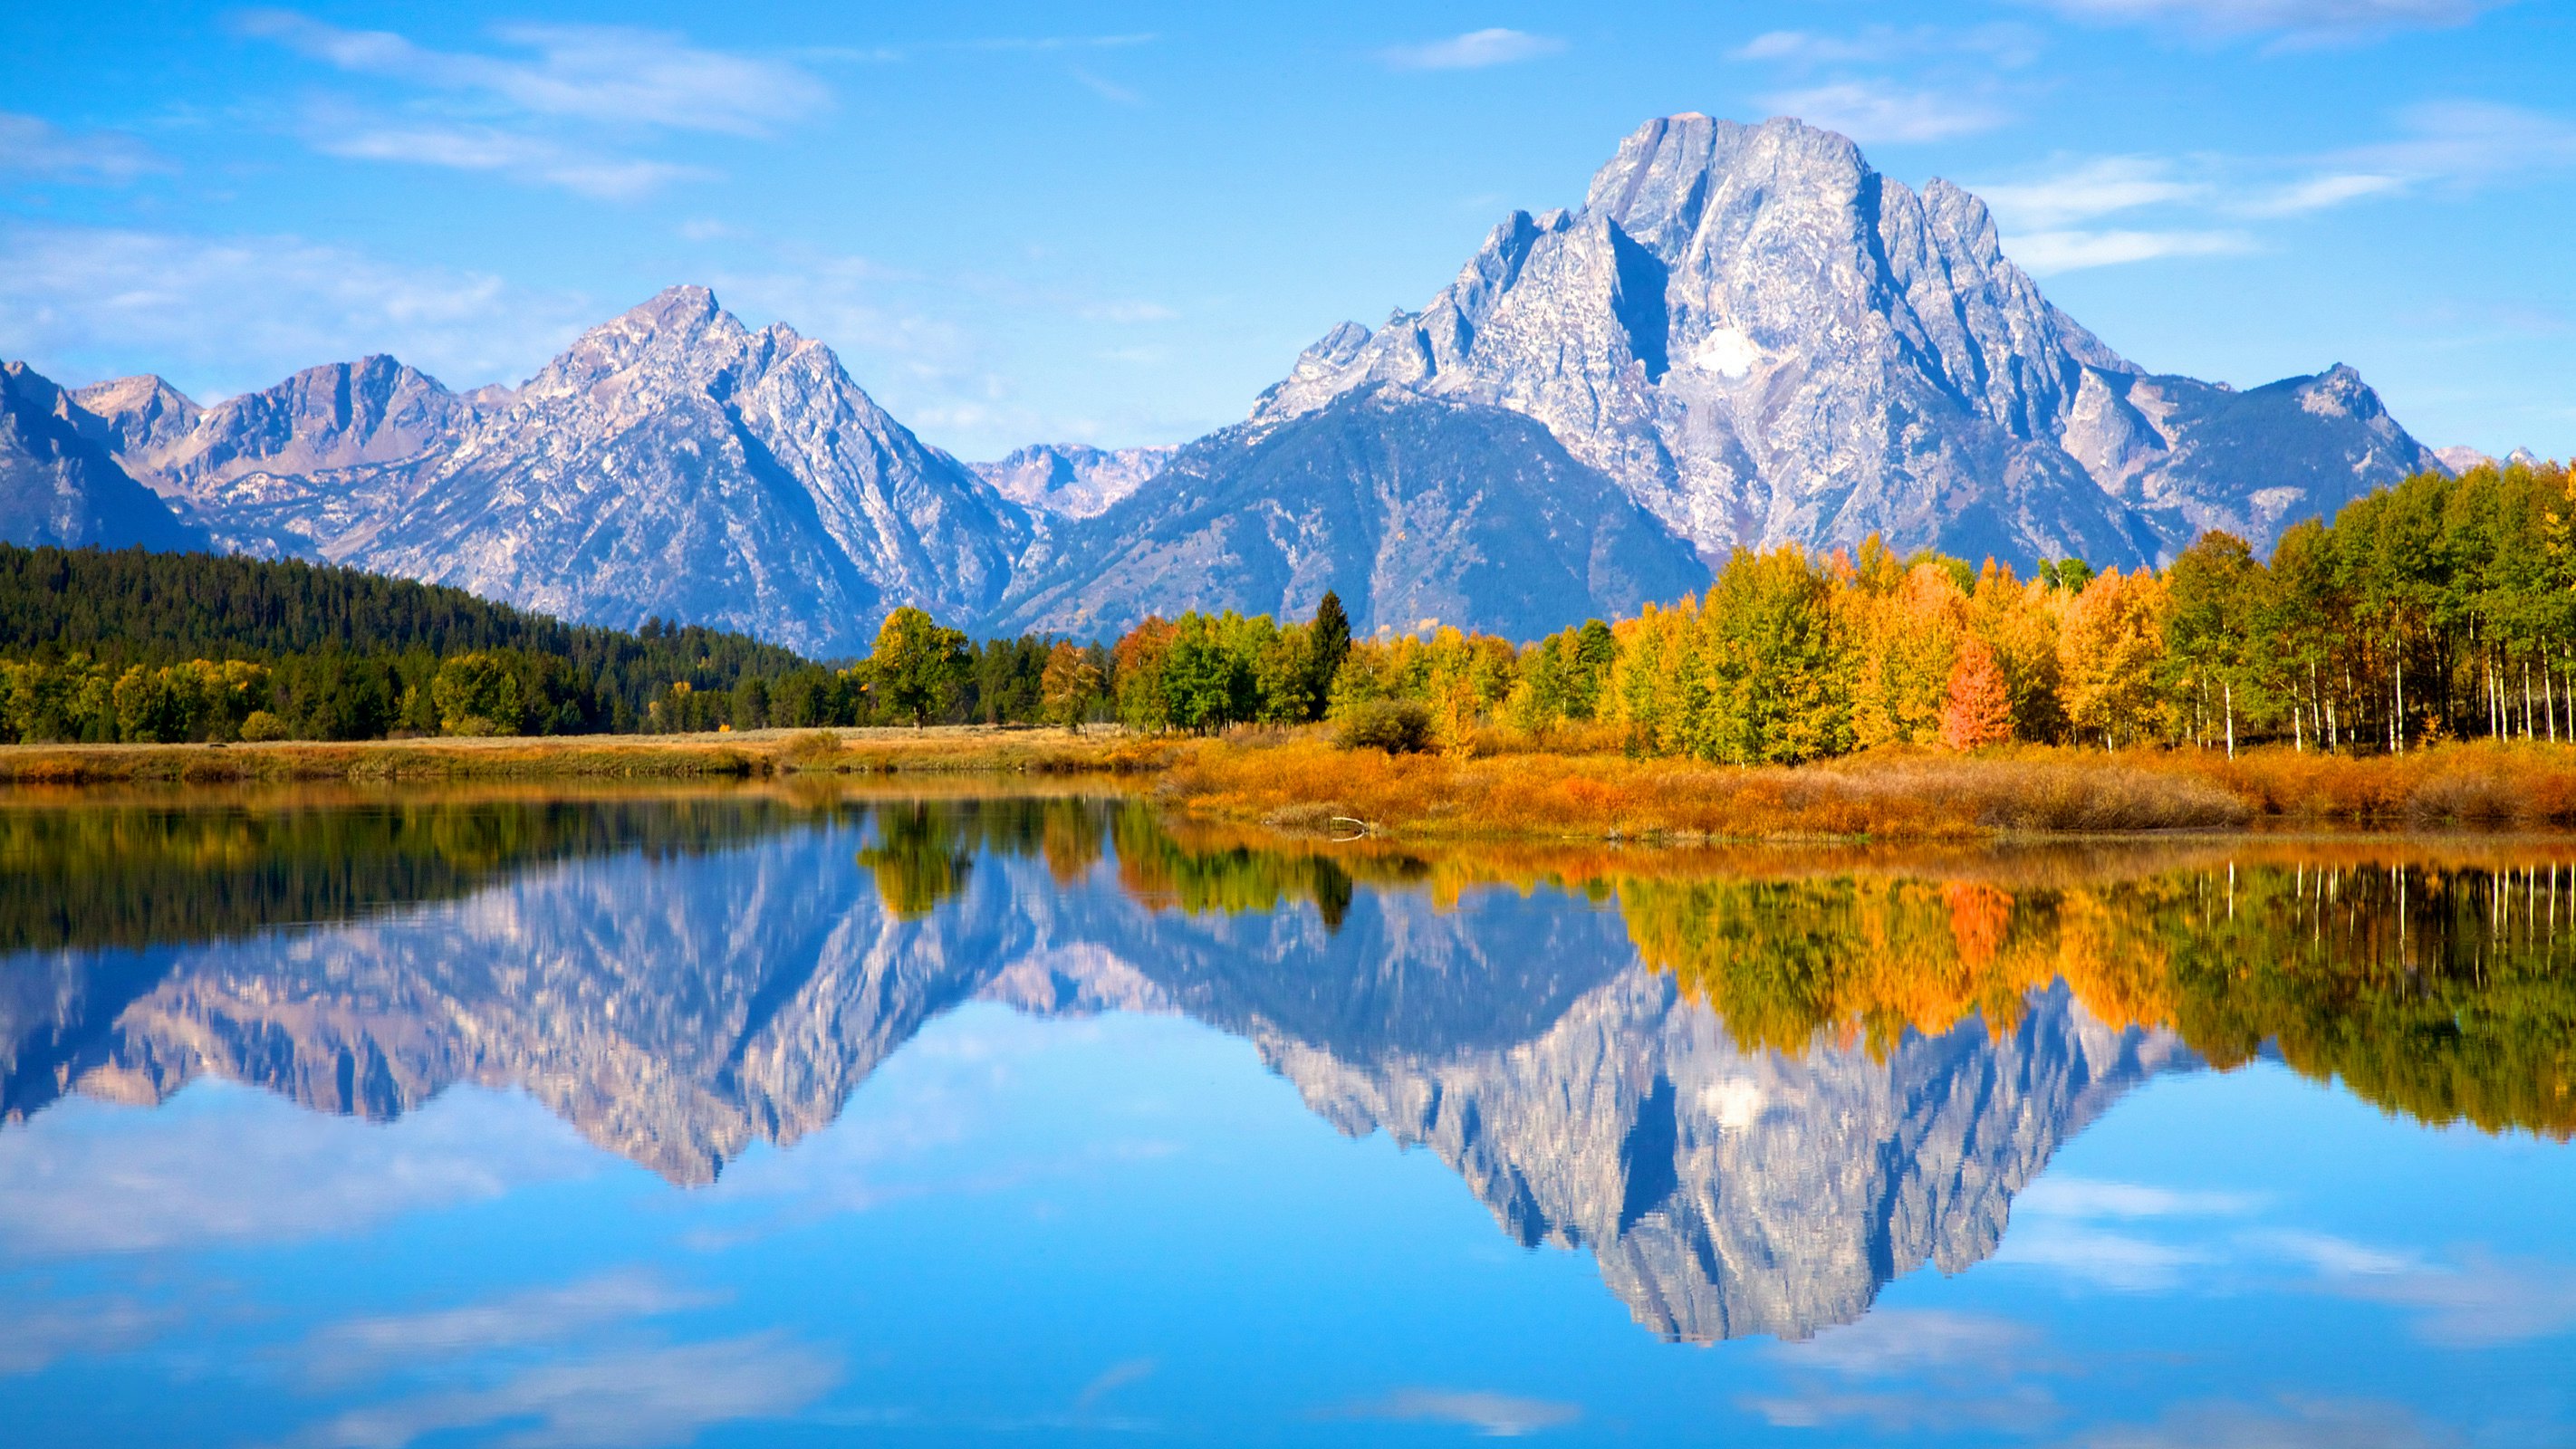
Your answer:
[0,542,808,675]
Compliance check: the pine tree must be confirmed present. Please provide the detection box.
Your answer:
[1308,590,1351,720]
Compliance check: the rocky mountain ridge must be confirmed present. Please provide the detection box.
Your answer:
[1256,113,2440,571]
[1,362,210,553]
[62,288,1027,657]
[969,442,1176,520]
[18,113,2455,646]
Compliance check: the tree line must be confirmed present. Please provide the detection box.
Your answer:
[1086,457,2576,760]
[7,456,2570,753]
[0,545,1107,744]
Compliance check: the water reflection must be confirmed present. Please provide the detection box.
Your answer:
[3,790,2572,1354]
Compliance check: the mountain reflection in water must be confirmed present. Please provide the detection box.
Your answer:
[4,789,2573,1352]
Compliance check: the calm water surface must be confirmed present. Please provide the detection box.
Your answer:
[2,787,2571,1446]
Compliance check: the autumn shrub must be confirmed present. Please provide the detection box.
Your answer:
[1337,698,1434,754]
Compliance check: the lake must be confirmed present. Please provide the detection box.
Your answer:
[2,786,2571,1446]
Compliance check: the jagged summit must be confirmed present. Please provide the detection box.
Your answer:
[62,286,1028,654]
[1,360,212,552]
[1255,113,2437,570]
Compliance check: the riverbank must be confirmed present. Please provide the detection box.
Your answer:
[14,726,2576,840]
[1151,733,2576,841]
[0,725,1140,784]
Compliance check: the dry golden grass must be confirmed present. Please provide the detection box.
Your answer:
[1156,734,2253,842]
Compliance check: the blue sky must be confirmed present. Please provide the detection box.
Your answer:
[3,1,2571,460]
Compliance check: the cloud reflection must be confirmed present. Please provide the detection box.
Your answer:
[290,1333,839,1449]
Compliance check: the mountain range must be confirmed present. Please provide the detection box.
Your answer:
[5,114,2455,651]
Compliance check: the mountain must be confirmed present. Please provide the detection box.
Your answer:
[969,442,1176,520]
[1252,113,2440,571]
[993,386,1713,638]
[72,289,1029,657]
[23,114,2453,647]
[0,362,211,553]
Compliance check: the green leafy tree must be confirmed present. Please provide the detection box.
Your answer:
[870,607,970,728]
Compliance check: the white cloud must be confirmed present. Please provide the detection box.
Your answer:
[2070,1396,2459,1449]
[1339,1387,1581,1436]
[0,1296,174,1376]
[1993,1219,2216,1289]
[233,13,827,197]
[1973,158,2211,229]
[1764,82,2009,143]
[289,1333,840,1449]
[1068,68,1145,106]
[0,221,593,398]
[2264,1234,2576,1347]
[299,1271,716,1384]
[1379,29,1567,72]
[235,13,829,135]
[2239,171,2408,216]
[2006,227,2256,273]
[0,1083,596,1258]
[1785,1310,2038,1377]
[309,120,706,199]
[2341,100,2576,187]
[0,111,162,184]
[2023,0,2510,45]
[1732,24,2044,69]
[2015,1176,2264,1219]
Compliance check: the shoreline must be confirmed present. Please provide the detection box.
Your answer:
[13,728,2576,841]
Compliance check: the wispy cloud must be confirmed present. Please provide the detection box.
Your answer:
[1379,29,1567,72]
[2067,1395,2461,1449]
[1068,68,1145,107]
[1974,101,2576,272]
[0,111,164,184]
[299,1271,716,1385]
[234,13,828,197]
[2022,0,2512,47]
[1973,158,2212,230]
[235,13,828,134]
[1734,24,2044,69]
[0,1083,596,1256]
[0,1296,173,1376]
[305,117,705,199]
[289,1333,840,1449]
[1764,81,2009,143]
[2263,1233,2576,1347]
[2015,1176,2265,1220]
[1748,1310,2062,1435]
[1332,1387,1581,1437]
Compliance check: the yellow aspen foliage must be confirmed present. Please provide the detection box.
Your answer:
[2057,567,2171,749]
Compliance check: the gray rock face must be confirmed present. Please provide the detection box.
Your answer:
[970,442,1176,520]
[993,386,1713,639]
[0,361,211,553]
[353,287,1027,657]
[69,289,1030,656]
[1255,113,2440,570]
